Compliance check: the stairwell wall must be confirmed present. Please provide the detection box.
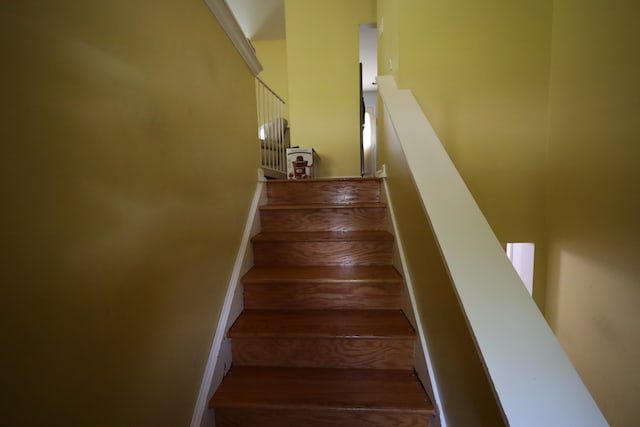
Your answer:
[0,1,259,425]
[545,2,640,426]
[377,0,552,312]
[378,1,639,425]
[284,0,376,177]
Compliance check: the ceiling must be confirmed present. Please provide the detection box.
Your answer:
[227,0,286,40]
[226,0,378,92]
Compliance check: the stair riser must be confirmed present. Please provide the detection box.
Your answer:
[260,207,388,232]
[253,241,394,266]
[243,282,401,310]
[216,408,431,427]
[232,338,414,370]
[267,180,381,205]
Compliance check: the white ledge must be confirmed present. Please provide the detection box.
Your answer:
[378,75,609,427]
[203,0,263,76]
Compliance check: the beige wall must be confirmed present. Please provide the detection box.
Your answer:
[546,1,640,426]
[285,0,376,177]
[253,39,290,119]
[378,0,553,311]
[0,1,258,425]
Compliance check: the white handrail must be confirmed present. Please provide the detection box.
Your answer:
[377,75,608,427]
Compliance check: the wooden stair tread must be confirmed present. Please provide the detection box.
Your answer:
[242,266,403,310]
[242,265,403,284]
[267,177,382,184]
[260,202,386,210]
[211,366,433,412]
[267,178,381,205]
[230,309,415,338]
[252,230,394,243]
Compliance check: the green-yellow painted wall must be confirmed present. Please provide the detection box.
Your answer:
[376,0,399,80]
[378,0,553,311]
[546,2,640,426]
[253,39,290,119]
[0,1,258,425]
[378,1,639,425]
[285,0,376,177]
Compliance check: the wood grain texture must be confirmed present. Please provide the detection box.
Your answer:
[241,265,404,284]
[260,204,388,232]
[211,366,433,411]
[229,310,415,338]
[242,266,404,309]
[266,178,381,205]
[251,230,395,242]
[215,407,432,427]
[243,282,401,310]
[210,178,435,426]
[252,231,394,266]
[232,337,414,369]
[212,367,433,427]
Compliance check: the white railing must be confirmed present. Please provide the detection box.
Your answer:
[256,78,288,178]
[377,75,609,427]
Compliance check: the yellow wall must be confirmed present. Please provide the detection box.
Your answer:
[377,0,553,310]
[376,0,399,80]
[253,39,290,119]
[0,1,258,425]
[378,0,640,425]
[545,1,640,426]
[285,0,376,177]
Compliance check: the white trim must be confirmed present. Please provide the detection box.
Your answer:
[380,170,446,427]
[203,0,263,76]
[377,75,608,427]
[190,175,266,427]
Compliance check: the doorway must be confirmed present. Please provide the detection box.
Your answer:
[505,242,535,295]
[359,23,378,177]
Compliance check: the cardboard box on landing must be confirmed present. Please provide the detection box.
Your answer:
[286,148,317,179]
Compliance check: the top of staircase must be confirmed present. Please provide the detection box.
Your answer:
[266,177,382,205]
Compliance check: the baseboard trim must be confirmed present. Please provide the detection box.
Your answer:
[190,175,266,427]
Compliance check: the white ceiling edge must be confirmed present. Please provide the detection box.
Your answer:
[227,0,286,40]
[204,0,263,76]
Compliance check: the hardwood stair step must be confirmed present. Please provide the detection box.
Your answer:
[230,309,414,338]
[266,177,381,205]
[211,366,433,427]
[242,266,403,310]
[251,231,394,266]
[229,310,415,369]
[242,265,404,284]
[260,203,388,232]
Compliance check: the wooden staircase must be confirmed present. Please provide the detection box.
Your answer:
[210,178,434,426]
